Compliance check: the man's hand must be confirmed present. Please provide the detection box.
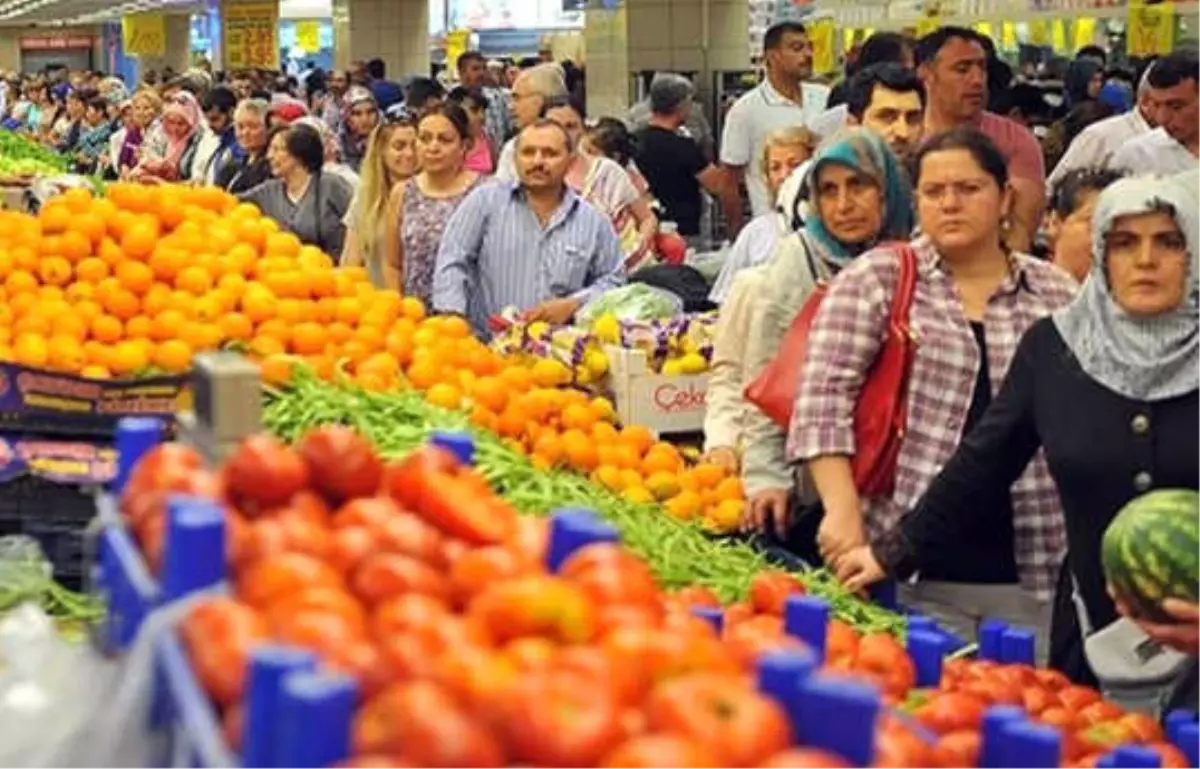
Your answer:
[742,487,790,538]
[522,297,582,326]
[833,545,886,593]
[817,502,865,565]
[703,447,739,476]
[1112,588,1200,656]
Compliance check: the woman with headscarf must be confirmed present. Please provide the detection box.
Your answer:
[789,128,1083,652]
[129,91,201,182]
[338,86,380,172]
[836,172,1198,686]
[1064,56,1105,111]
[729,129,914,504]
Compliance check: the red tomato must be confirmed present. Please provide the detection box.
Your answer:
[236,552,342,608]
[376,633,442,680]
[432,643,521,710]
[136,510,166,573]
[871,714,937,768]
[913,692,987,735]
[371,593,452,637]
[604,626,740,695]
[749,571,807,616]
[353,681,505,767]
[266,587,368,635]
[595,603,664,637]
[298,426,384,505]
[278,490,332,526]
[601,735,723,768]
[494,669,626,767]
[180,597,267,707]
[336,756,417,768]
[644,673,793,767]
[1021,685,1061,716]
[1038,706,1080,732]
[932,731,980,768]
[825,620,861,669]
[854,633,916,698]
[1032,666,1071,691]
[1057,685,1103,711]
[1143,742,1192,769]
[723,601,756,629]
[724,616,811,670]
[224,434,309,513]
[503,636,559,672]
[560,545,662,607]
[759,748,853,768]
[468,575,597,645]
[222,702,244,752]
[333,496,404,529]
[372,512,446,567]
[1076,700,1125,727]
[323,639,392,700]
[553,645,646,708]
[327,526,380,576]
[960,676,1022,706]
[504,515,549,565]
[274,509,331,560]
[1117,712,1165,743]
[383,449,514,545]
[671,586,722,610]
[449,546,532,605]
[273,607,367,658]
[120,443,206,515]
[352,553,452,606]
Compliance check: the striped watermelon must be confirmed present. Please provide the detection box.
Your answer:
[1101,489,1200,622]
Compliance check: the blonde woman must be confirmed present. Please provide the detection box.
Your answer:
[340,116,419,283]
[709,125,815,303]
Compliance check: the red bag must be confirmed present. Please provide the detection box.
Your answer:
[743,244,919,497]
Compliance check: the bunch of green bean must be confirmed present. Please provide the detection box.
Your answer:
[263,371,907,636]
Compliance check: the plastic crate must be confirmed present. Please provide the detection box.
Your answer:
[0,473,99,590]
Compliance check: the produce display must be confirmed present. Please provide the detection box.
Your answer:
[0,129,70,180]
[111,425,1198,768]
[1102,489,1200,622]
[0,536,103,637]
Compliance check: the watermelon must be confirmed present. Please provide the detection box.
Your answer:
[1101,489,1200,622]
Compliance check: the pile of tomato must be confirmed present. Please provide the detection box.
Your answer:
[117,425,1193,768]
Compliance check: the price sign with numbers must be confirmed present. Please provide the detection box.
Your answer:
[224,2,279,69]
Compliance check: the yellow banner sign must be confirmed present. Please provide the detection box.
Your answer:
[1127,2,1175,56]
[224,2,279,70]
[809,19,837,76]
[916,17,941,38]
[294,20,320,54]
[122,13,165,57]
[445,29,470,73]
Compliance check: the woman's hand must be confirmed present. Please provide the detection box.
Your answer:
[832,545,886,593]
[817,502,865,564]
[742,487,791,538]
[703,447,739,476]
[1112,588,1200,655]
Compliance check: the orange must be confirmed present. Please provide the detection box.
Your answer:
[153,339,193,373]
[124,315,154,340]
[59,230,93,263]
[256,319,291,346]
[225,243,258,276]
[80,364,111,380]
[5,270,37,295]
[619,425,656,456]
[714,477,744,503]
[259,353,296,386]
[561,402,598,433]
[72,299,102,323]
[103,289,140,321]
[12,333,48,367]
[334,297,361,325]
[115,260,153,295]
[592,465,625,492]
[358,352,400,381]
[532,431,565,467]
[241,286,277,324]
[46,335,85,373]
[609,443,642,471]
[97,237,125,267]
[590,397,617,423]
[469,376,509,414]
[218,312,253,342]
[110,340,149,376]
[0,250,14,281]
[405,361,440,390]
[642,448,683,477]
[499,365,534,393]
[530,358,571,388]
[353,324,384,352]
[308,270,337,299]
[37,256,73,287]
[166,291,196,317]
[75,257,110,284]
[326,322,354,344]
[425,382,462,410]
[61,187,93,214]
[183,323,223,352]
[439,314,471,339]
[400,296,427,322]
[290,322,329,356]
[192,295,224,324]
[149,245,187,282]
[664,490,704,521]
[175,265,214,296]
[690,463,728,490]
[71,212,107,246]
[248,335,286,359]
[89,314,124,344]
[141,285,173,317]
[93,276,122,305]
[38,201,71,234]
[264,231,302,258]
[121,221,158,260]
[385,329,414,367]
[592,421,619,444]
[14,315,50,337]
[216,272,248,299]
[11,245,38,272]
[150,309,188,342]
[561,429,598,472]
[50,314,88,343]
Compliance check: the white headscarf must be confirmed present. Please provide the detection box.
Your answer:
[1052,173,1199,401]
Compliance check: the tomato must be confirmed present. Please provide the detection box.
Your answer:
[298,426,384,505]
[749,571,807,616]
[352,553,452,606]
[1076,700,1125,727]
[120,443,206,516]
[222,702,244,752]
[560,544,662,609]
[224,434,309,513]
[494,669,626,767]
[504,515,549,565]
[377,633,443,680]
[336,756,416,768]
[352,681,505,766]
[595,604,664,637]
[601,735,723,768]
[1038,706,1079,732]
[180,597,267,706]
[384,452,514,545]
[871,715,936,768]
[136,510,167,573]
[371,593,453,639]
[327,526,380,576]
[644,673,792,767]
[759,748,853,768]
[449,546,532,605]
[1057,685,1103,711]
[553,645,645,707]
[503,636,560,672]
[1116,712,1164,743]
[662,609,721,639]
[323,640,392,700]
[266,587,368,635]
[333,496,404,529]
[373,512,446,567]
[671,586,722,611]
[468,575,597,645]
[1020,685,1060,716]
[723,601,756,629]
[1032,666,1071,691]
[913,692,987,735]
[273,607,367,659]
[237,552,342,608]
[825,620,861,669]
[960,676,1022,706]
[1143,742,1192,769]
[724,616,811,670]
[604,626,740,695]
[432,643,520,710]
[279,489,333,525]
[558,544,652,580]
[854,633,916,698]
[931,731,980,768]
[274,509,331,560]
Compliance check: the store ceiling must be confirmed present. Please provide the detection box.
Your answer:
[0,0,204,27]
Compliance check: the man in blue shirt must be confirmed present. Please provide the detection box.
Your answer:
[365,58,404,111]
[433,120,625,337]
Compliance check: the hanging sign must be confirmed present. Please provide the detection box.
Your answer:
[121,13,165,57]
[224,2,279,70]
[809,18,837,75]
[294,20,320,53]
[444,29,470,72]
[1127,1,1175,55]
[1028,20,1052,45]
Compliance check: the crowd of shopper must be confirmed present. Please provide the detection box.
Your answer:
[0,24,1197,695]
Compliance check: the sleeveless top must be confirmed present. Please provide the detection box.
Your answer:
[399,174,483,304]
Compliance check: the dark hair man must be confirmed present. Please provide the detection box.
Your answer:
[1111,50,1199,175]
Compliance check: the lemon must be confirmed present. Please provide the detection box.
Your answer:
[584,348,609,377]
[661,358,685,376]
[678,352,709,374]
[592,313,621,344]
[623,485,655,504]
[528,320,550,338]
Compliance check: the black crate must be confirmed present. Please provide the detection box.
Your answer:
[0,474,97,591]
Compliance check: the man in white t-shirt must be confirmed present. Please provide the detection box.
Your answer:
[1111,51,1199,176]
[720,21,830,230]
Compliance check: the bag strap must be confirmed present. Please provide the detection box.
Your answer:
[887,244,919,327]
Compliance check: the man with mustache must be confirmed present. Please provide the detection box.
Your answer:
[918,27,1045,253]
[433,120,625,337]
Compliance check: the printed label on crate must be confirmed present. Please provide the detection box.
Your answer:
[0,435,116,485]
[652,381,707,414]
[0,361,190,431]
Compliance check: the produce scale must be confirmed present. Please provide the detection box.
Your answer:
[0,165,1194,769]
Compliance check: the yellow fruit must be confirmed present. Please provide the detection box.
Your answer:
[583,348,610,378]
[678,352,709,374]
[645,471,682,501]
[592,313,620,344]
[592,465,624,492]
[661,358,685,376]
[707,499,746,533]
[623,485,654,505]
[664,490,704,521]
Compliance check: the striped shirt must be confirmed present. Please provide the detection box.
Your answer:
[432,181,626,337]
[788,238,1079,599]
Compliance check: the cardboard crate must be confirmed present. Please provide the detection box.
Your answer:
[604,345,708,437]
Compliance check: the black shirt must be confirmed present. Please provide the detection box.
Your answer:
[634,126,707,236]
[880,317,1198,640]
[215,153,272,195]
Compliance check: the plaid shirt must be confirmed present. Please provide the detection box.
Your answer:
[788,237,1079,598]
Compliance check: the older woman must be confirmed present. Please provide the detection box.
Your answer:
[215,98,272,194]
[735,129,913,517]
[836,172,1198,685]
[129,91,201,182]
[792,128,1080,650]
